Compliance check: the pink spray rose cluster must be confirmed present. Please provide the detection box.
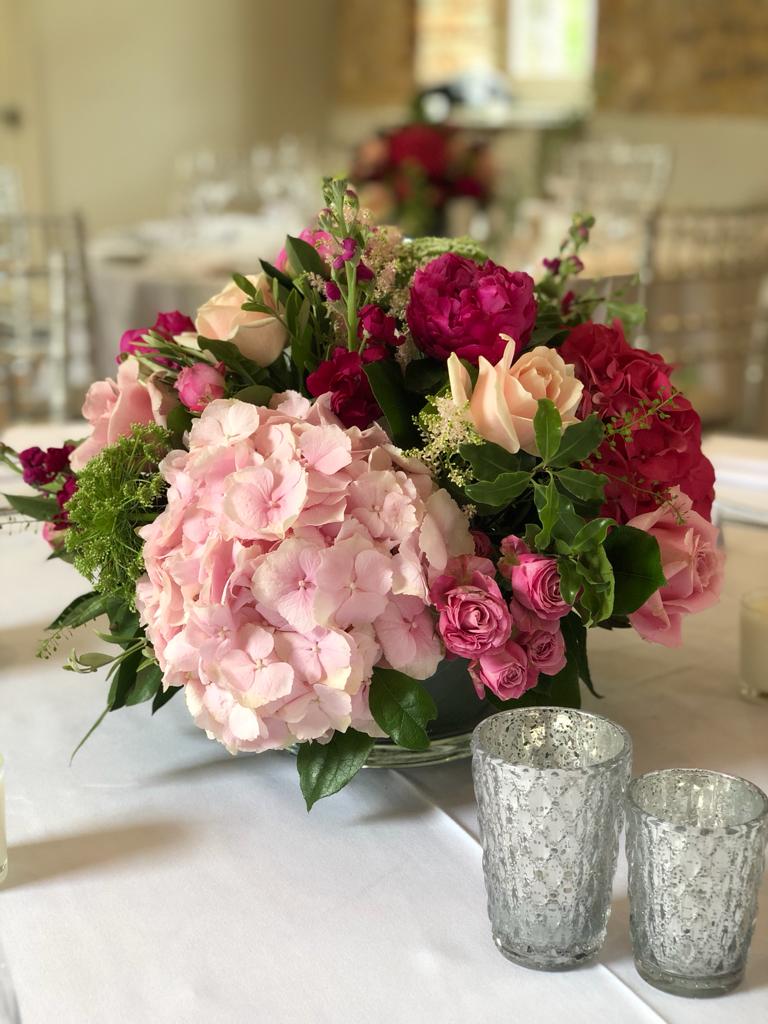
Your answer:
[136,393,474,753]
[406,253,537,365]
[429,538,569,703]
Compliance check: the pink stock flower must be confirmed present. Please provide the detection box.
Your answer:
[306,347,382,429]
[406,252,537,365]
[469,640,537,701]
[136,394,473,753]
[175,362,226,412]
[70,356,177,472]
[627,489,724,647]
[430,569,512,659]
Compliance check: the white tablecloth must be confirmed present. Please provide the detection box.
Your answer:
[1,470,767,1022]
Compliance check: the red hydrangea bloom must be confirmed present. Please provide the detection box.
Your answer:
[406,253,536,365]
[560,321,715,522]
[306,347,382,429]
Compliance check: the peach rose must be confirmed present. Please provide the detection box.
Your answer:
[195,273,287,368]
[447,339,583,455]
[70,357,176,472]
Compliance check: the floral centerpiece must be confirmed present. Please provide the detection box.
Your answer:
[2,180,722,809]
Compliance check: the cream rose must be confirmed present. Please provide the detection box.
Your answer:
[195,273,287,367]
[447,339,583,455]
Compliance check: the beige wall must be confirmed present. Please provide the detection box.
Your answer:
[21,0,336,230]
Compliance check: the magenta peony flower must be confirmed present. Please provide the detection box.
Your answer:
[501,549,571,621]
[469,639,537,701]
[175,362,226,412]
[406,253,537,365]
[430,568,512,659]
[306,347,382,429]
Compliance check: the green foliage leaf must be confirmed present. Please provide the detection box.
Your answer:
[533,399,562,464]
[363,360,420,448]
[152,684,181,714]
[538,658,582,709]
[550,415,605,468]
[297,728,375,810]
[198,338,267,386]
[285,234,328,279]
[533,476,559,547]
[233,384,275,407]
[560,612,600,697]
[605,525,666,616]
[557,558,583,605]
[4,492,58,520]
[125,662,163,706]
[107,648,143,711]
[259,259,294,291]
[46,592,109,633]
[403,358,446,394]
[570,517,614,553]
[555,468,608,503]
[574,546,615,626]
[459,441,521,480]
[232,272,257,298]
[465,471,532,507]
[166,403,193,440]
[368,667,437,751]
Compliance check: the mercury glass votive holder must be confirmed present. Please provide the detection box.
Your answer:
[471,708,631,970]
[626,769,768,997]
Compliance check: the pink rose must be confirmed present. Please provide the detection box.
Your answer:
[175,362,226,412]
[627,489,724,647]
[520,628,566,676]
[195,273,287,367]
[469,639,537,701]
[448,341,583,455]
[70,357,176,471]
[406,253,537,365]
[430,569,512,658]
[504,552,571,621]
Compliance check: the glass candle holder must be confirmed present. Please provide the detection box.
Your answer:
[471,707,631,970]
[740,588,768,703]
[626,769,768,997]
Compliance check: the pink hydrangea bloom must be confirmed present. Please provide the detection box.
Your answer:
[136,393,473,753]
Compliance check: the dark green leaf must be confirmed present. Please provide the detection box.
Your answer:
[403,358,446,394]
[259,259,294,290]
[368,667,437,751]
[4,492,58,520]
[198,338,267,386]
[232,272,257,298]
[363,360,420,449]
[152,684,181,715]
[573,547,615,626]
[285,234,328,279]
[560,612,600,697]
[233,384,275,407]
[557,558,583,605]
[556,467,608,503]
[166,403,193,439]
[465,471,532,507]
[570,517,614,553]
[76,652,114,669]
[125,662,163,706]
[460,441,522,480]
[538,657,581,709]
[533,476,559,547]
[107,648,143,711]
[533,398,562,464]
[297,728,374,810]
[46,592,109,633]
[605,525,666,616]
[550,415,605,468]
